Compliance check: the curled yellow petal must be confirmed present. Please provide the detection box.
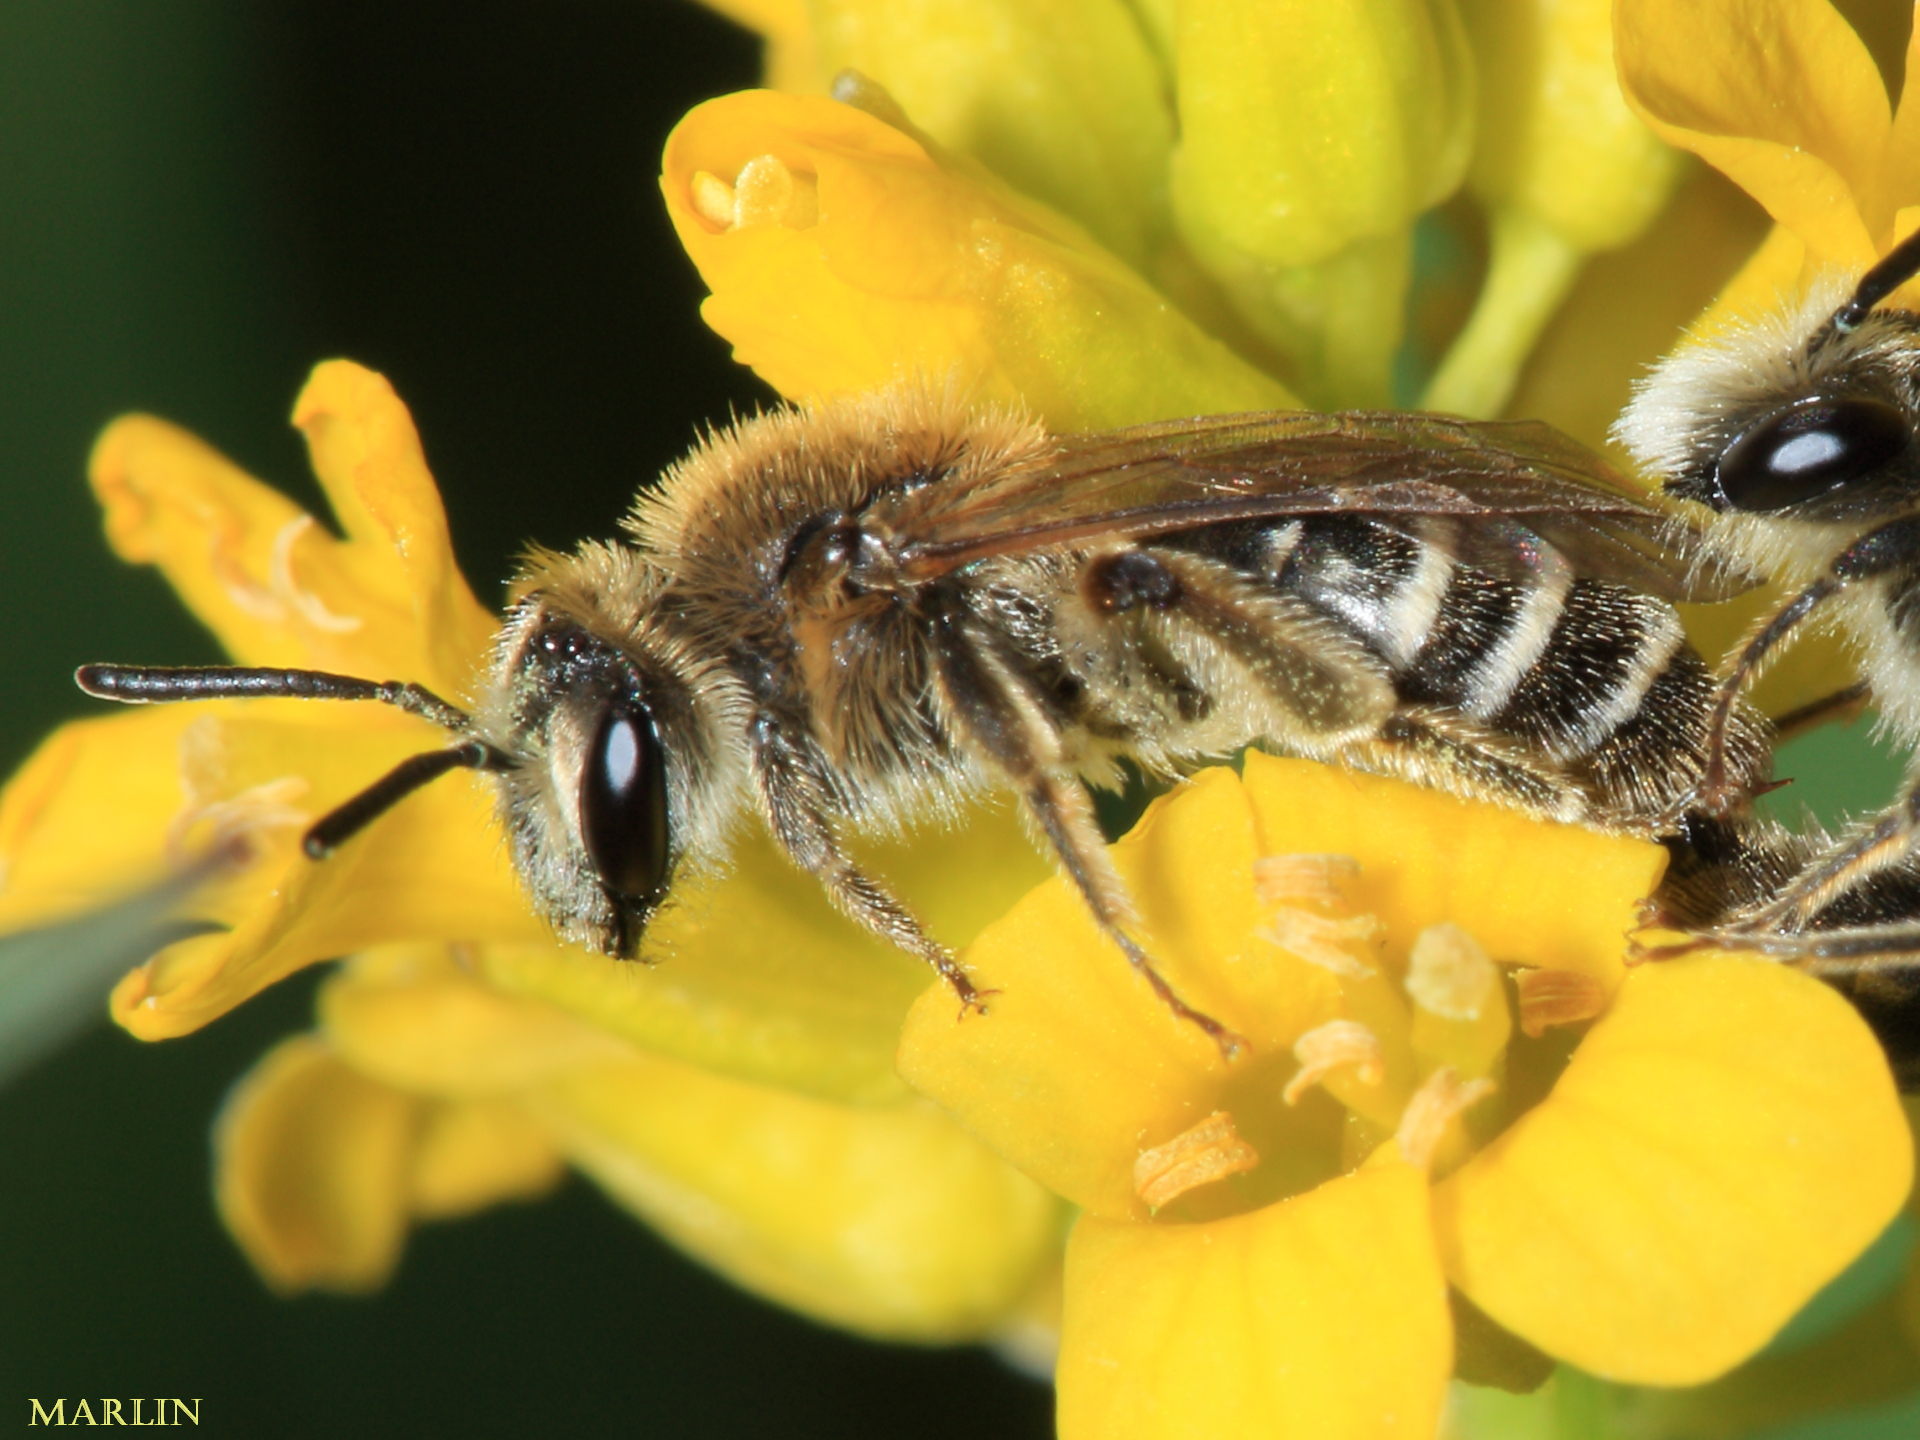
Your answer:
[526,1052,1062,1342]
[807,0,1174,269]
[110,713,542,1040]
[1613,0,1886,267]
[1432,954,1913,1384]
[214,1034,418,1294]
[662,90,1294,428]
[91,360,494,695]
[318,945,636,1098]
[1058,1164,1449,1440]
[405,1098,565,1221]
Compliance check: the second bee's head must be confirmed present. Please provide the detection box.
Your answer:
[1616,242,1920,580]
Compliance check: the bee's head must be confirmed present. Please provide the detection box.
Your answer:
[480,548,736,958]
[1617,229,1920,547]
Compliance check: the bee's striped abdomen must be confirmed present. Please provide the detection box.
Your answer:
[1175,513,1765,829]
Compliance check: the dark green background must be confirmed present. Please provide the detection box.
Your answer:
[0,4,1914,1438]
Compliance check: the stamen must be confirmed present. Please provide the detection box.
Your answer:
[270,516,362,634]
[1283,1020,1385,1106]
[1254,853,1362,911]
[164,776,310,865]
[1133,1111,1260,1210]
[689,157,820,232]
[1259,909,1382,977]
[1406,923,1497,1021]
[1515,968,1609,1037]
[1395,1067,1496,1171]
[734,155,818,228]
[690,171,737,228]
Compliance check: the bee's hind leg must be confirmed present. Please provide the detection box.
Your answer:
[1332,708,1591,825]
[931,612,1247,1057]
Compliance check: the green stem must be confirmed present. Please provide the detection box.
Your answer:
[1421,207,1579,419]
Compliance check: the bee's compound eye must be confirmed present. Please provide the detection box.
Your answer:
[1715,397,1909,512]
[580,703,671,901]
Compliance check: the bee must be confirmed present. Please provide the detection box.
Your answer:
[78,388,1770,1054]
[1618,226,1920,1082]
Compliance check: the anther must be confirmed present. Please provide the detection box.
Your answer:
[1515,968,1609,1036]
[1133,1111,1260,1210]
[1282,1020,1386,1106]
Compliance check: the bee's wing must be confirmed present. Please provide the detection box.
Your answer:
[891,410,1754,603]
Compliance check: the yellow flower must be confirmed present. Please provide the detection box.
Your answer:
[899,757,1912,1435]
[665,2,1689,424]
[0,360,1063,1335]
[6,3,1914,1432]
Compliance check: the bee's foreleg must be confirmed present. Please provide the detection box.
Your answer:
[747,715,989,1013]
[931,609,1246,1057]
[1701,576,1838,812]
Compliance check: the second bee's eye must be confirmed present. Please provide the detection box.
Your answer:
[580,702,671,900]
[1714,396,1909,512]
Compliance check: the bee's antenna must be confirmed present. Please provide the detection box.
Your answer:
[1827,226,1920,336]
[76,662,512,858]
[76,663,472,732]
[301,740,506,857]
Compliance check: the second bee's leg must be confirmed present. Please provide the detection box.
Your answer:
[748,717,988,1012]
[931,612,1247,1056]
[1723,777,1920,935]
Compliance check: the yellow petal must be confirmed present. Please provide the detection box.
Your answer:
[1058,1164,1449,1440]
[405,1097,565,1221]
[110,712,542,1040]
[1171,0,1472,267]
[1241,751,1661,990]
[900,768,1339,1220]
[483,794,1051,1104]
[0,710,198,932]
[214,1034,417,1294]
[1432,954,1913,1384]
[526,1053,1062,1341]
[318,945,636,1097]
[90,360,494,696]
[1465,0,1680,253]
[1614,0,1886,268]
[289,360,499,689]
[808,0,1174,269]
[1882,21,1920,227]
[661,90,1294,428]
[1169,0,1471,404]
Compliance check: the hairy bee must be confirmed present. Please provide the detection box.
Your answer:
[1619,227,1920,1081]
[80,389,1771,1052]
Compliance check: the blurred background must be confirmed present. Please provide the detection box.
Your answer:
[1,4,1912,1438]
[0,3,1051,1435]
